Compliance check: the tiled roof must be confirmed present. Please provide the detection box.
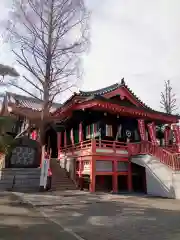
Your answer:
[79,78,152,110]
[79,82,120,96]
[6,92,61,112]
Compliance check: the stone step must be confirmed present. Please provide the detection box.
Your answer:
[52,183,75,187]
[52,185,76,189]
[53,179,74,182]
[51,183,76,186]
[50,161,76,191]
[52,187,77,191]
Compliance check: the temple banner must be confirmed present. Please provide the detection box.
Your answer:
[138,119,146,141]
[85,125,91,139]
[70,128,74,145]
[116,124,122,140]
[92,123,98,138]
[172,125,180,152]
[147,122,158,145]
[164,126,170,146]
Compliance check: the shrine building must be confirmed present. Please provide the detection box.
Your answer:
[52,79,180,197]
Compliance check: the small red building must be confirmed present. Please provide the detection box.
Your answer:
[53,79,180,195]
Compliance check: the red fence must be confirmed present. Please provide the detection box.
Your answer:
[60,139,128,153]
[128,141,180,171]
[59,139,180,171]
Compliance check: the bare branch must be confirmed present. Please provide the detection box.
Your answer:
[8,79,41,101]
[160,80,178,114]
[4,0,90,145]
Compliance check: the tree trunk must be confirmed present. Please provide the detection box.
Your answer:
[40,0,54,150]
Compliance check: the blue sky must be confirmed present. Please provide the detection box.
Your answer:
[1,0,180,111]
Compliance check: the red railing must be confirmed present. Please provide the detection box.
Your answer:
[94,140,128,150]
[60,140,92,154]
[60,139,128,154]
[128,141,180,171]
[59,139,180,171]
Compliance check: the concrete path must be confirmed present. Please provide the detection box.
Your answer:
[13,190,180,240]
[0,191,82,240]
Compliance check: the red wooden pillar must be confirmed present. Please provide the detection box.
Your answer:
[128,161,132,191]
[64,130,67,148]
[89,140,96,192]
[89,157,95,192]
[57,132,61,160]
[79,157,84,190]
[113,160,118,193]
[70,128,74,146]
[79,122,83,142]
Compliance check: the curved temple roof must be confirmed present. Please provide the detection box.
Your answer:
[52,78,179,121]
[78,78,151,110]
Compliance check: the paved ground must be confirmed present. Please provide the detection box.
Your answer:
[0,192,82,240]
[13,190,180,240]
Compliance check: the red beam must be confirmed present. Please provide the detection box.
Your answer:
[53,98,178,123]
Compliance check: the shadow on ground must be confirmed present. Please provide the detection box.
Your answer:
[0,192,77,240]
[2,191,180,240]
[0,221,77,240]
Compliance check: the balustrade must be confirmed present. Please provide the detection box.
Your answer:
[59,139,180,171]
[128,141,180,171]
[60,139,128,156]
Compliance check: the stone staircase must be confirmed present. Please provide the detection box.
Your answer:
[50,159,77,191]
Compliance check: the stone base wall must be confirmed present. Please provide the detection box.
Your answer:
[0,168,41,192]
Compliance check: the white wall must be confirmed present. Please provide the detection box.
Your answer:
[131,155,180,199]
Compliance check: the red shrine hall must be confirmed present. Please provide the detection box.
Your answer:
[52,79,180,193]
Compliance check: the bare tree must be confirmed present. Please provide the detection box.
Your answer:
[5,0,89,144]
[160,80,178,114]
